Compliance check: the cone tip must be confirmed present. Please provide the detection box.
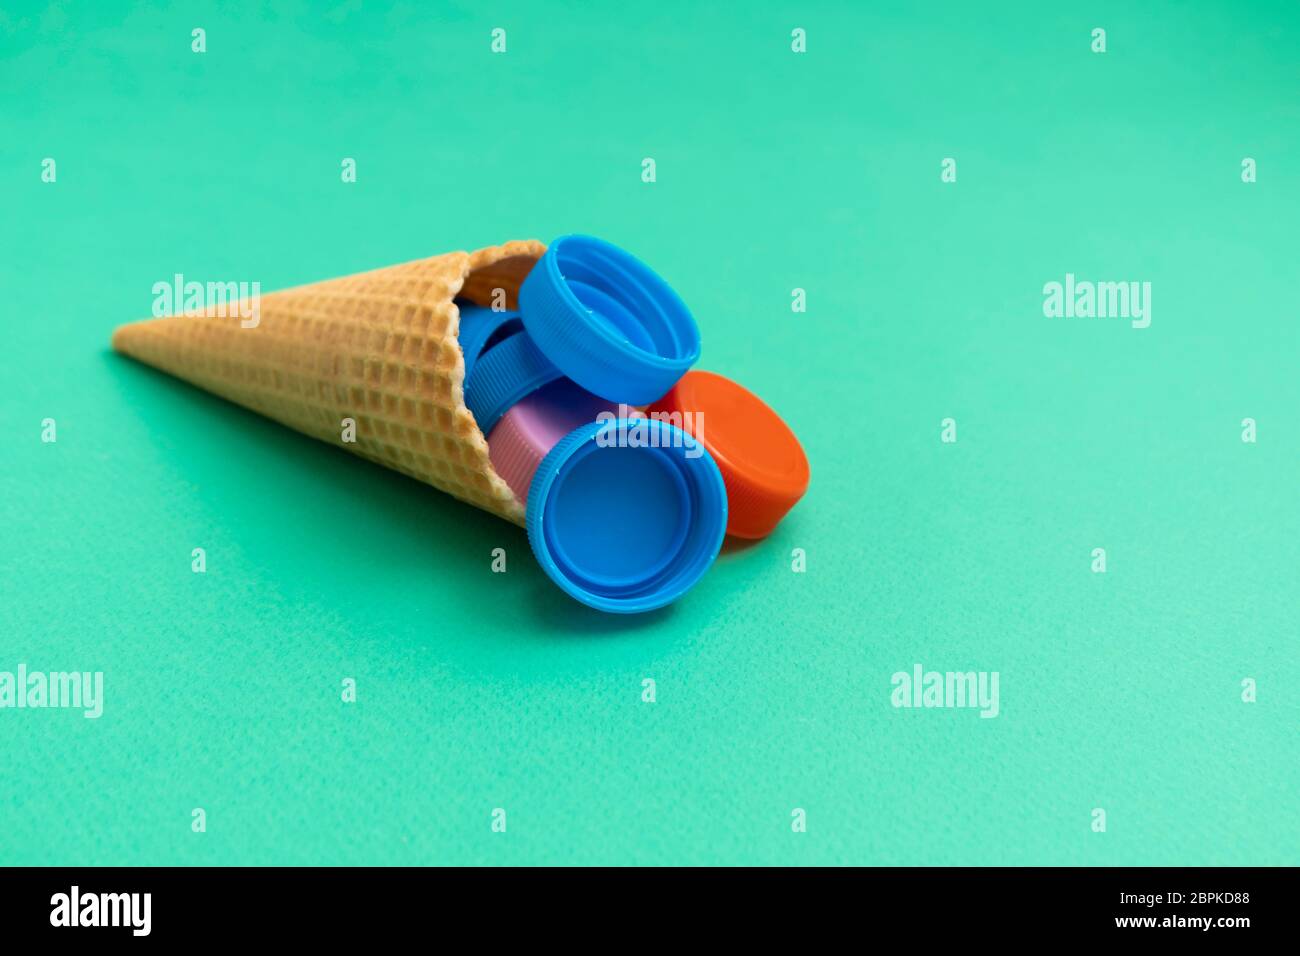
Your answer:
[110,322,136,354]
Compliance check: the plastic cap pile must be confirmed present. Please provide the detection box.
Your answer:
[463,235,810,613]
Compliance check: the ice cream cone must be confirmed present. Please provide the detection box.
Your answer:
[111,240,547,525]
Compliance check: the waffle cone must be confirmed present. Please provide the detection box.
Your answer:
[111,240,547,525]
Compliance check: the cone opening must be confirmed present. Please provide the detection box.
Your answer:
[453,244,547,518]
[456,254,543,312]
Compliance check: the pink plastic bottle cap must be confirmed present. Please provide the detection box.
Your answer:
[487,379,620,503]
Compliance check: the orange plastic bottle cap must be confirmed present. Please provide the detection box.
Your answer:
[648,370,809,539]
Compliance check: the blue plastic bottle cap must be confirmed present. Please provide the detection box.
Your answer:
[518,235,701,405]
[464,328,563,435]
[526,418,727,613]
[456,303,523,381]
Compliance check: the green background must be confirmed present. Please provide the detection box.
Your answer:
[2,0,1296,865]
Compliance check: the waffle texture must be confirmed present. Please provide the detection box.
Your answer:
[111,240,547,525]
